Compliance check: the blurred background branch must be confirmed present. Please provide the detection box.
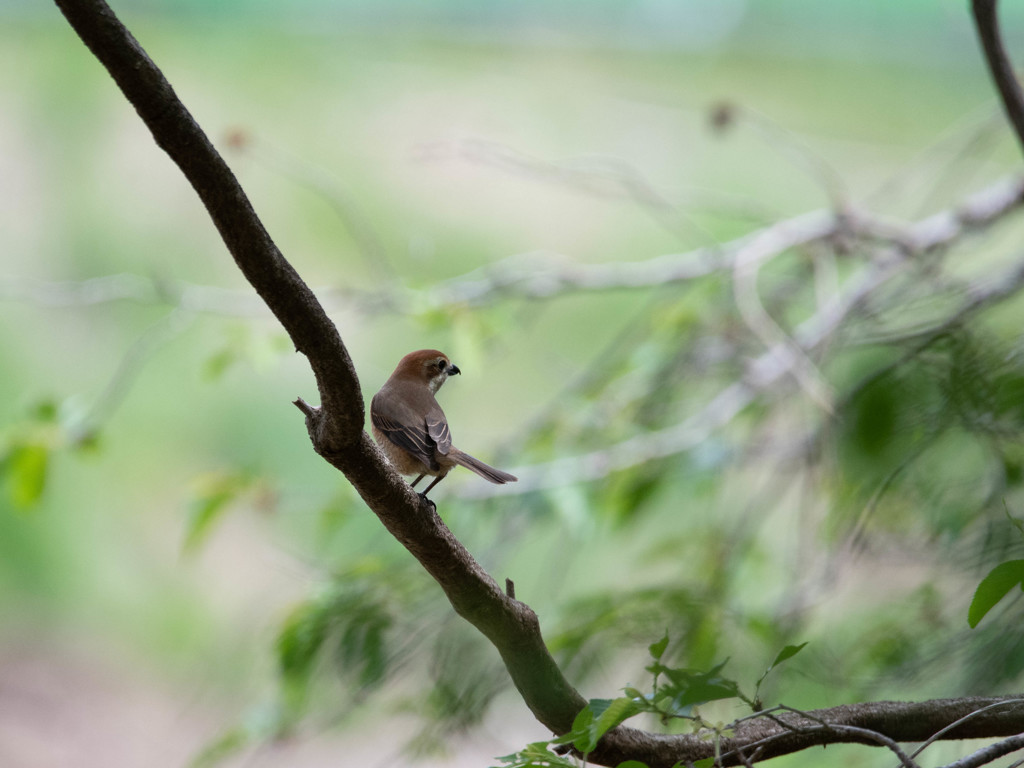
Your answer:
[4,174,1022,313]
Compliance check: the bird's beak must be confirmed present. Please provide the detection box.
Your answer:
[448,364,461,375]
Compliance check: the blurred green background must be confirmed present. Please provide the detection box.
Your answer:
[3,1,1024,767]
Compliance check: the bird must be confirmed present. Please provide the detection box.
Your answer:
[370,349,517,501]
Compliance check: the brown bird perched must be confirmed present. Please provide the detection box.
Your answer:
[371,349,517,500]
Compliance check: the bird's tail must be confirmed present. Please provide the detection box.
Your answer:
[450,450,517,484]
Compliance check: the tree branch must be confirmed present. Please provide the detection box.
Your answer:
[973,0,1024,156]
[578,697,1024,768]
[53,0,362,447]
[4,175,1021,318]
[52,0,586,739]
[51,2,1024,767]
[940,732,1024,768]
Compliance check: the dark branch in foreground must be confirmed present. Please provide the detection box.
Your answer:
[52,0,1024,766]
[973,0,1024,157]
[53,0,585,740]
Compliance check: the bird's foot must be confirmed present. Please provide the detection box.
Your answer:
[417,492,436,511]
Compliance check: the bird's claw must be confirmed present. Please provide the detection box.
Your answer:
[417,492,436,511]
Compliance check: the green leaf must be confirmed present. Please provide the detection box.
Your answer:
[31,400,59,422]
[276,601,330,682]
[753,642,809,708]
[203,347,238,381]
[615,762,651,768]
[649,659,740,715]
[591,697,640,740]
[769,642,808,669]
[648,633,669,661]
[568,704,595,751]
[6,442,49,509]
[183,470,251,552]
[566,697,641,754]
[492,740,577,767]
[968,559,1024,627]
[275,599,332,717]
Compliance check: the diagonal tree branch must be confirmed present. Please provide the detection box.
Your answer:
[50,1,1024,767]
[51,0,362,446]
[52,0,587,741]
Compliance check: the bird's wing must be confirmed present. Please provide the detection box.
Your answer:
[425,405,452,456]
[371,393,440,471]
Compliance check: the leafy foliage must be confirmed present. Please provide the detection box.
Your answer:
[0,399,102,511]
[276,568,397,714]
[496,635,806,766]
[969,560,1024,628]
[493,741,578,768]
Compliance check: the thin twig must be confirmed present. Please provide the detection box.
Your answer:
[726,103,849,207]
[826,725,920,768]
[732,220,836,414]
[911,699,1024,759]
[938,733,1024,768]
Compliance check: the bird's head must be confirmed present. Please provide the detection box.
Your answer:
[393,349,461,394]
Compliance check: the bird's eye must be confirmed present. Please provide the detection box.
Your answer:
[437,360,447,371]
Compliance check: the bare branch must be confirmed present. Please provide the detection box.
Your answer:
[732,217,836,414]
[458,188,1024,500]
[939,733,1024,768]
[415,175,1024,308]
[4,176,1021,319]
[973,0,1024,156]
[914,700,1024,759]
[579,697,1024,768]
[723,723,922,768]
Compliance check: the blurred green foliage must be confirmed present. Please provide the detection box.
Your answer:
[496,635,806,766]
[4,3,1024,767]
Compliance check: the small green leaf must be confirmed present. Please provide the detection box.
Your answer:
[615,761,651,768]
[566,697,641,754]
[968,559,1024,627]
[183,470,251,552]
[31,400,59,422]
[649,633,669,661]
[770,642,808,669]
[693,758,716,768]
[493,740,578,767]
[277,602,330,680]
[569,704,595,752]
[6,442,49,508]
[653,659,740,715]
[203,347,238,381]
[591,697,640,740]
